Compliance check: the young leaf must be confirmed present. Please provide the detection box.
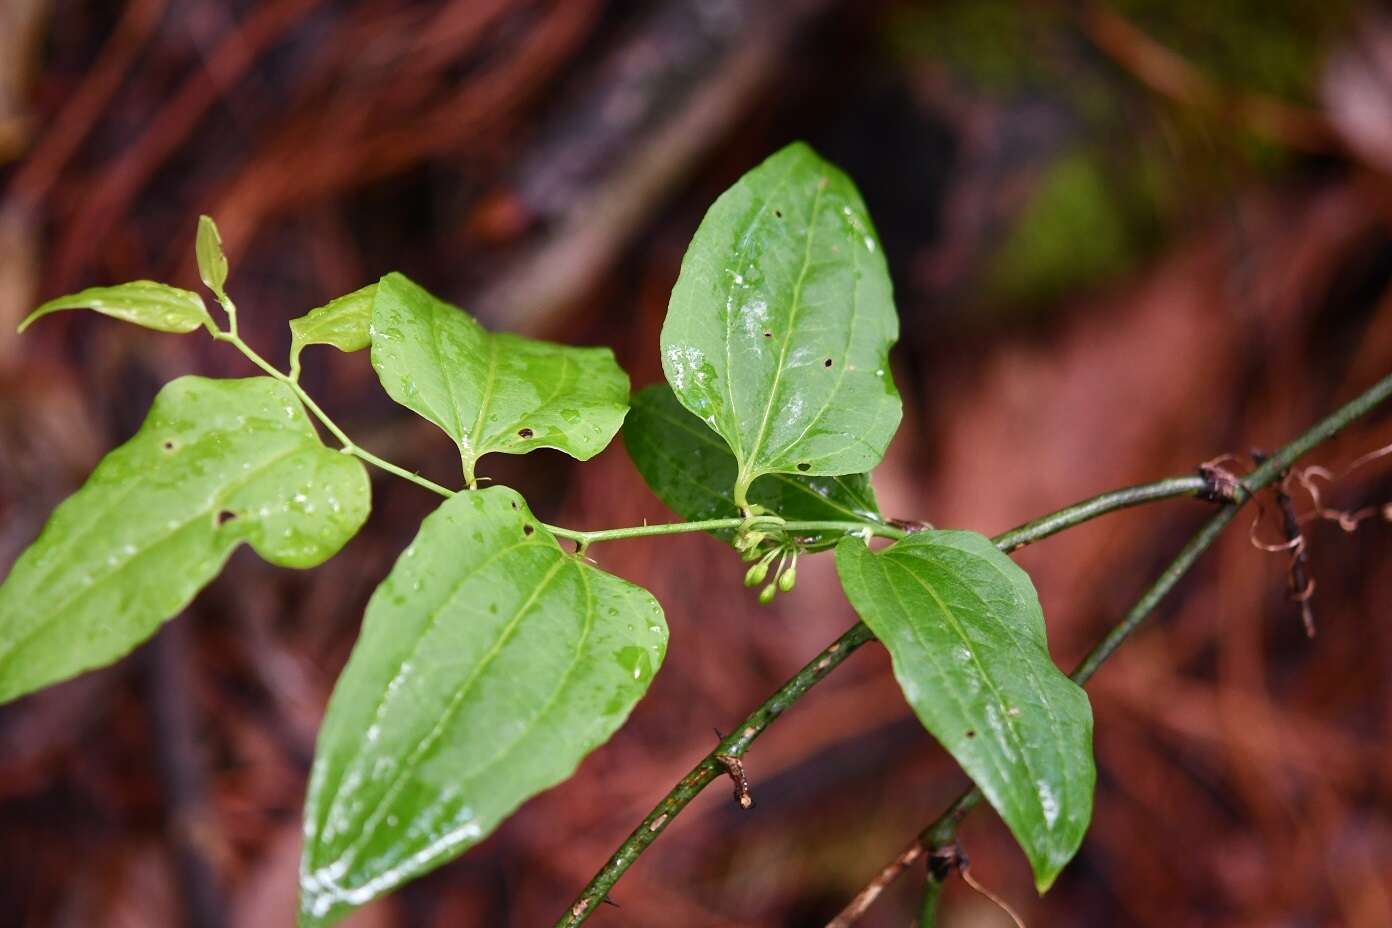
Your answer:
[0,377,371,704]
[661,142,902,504]
[301,487,666,927]
[288,283,377,368]
[624,383,882,550]
[369,272,630,484]
[19,281,211,334]
[196,214,229,299]
[835,531,1094,891]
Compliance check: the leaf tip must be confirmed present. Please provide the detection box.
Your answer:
[1033,867,1060,895]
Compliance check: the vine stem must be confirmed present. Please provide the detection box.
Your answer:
[215,311,1390,925]
[835,368,1392,928]
[554,477,1216,926]
[217,329,478,499]
[215,328,914,544]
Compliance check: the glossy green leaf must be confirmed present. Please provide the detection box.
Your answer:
[660,142,902,503]
[0,377,371,704]
[300,486,666,927]
[19,281,211,334]
[289,284,377,368]
[370,272,630,484]
[624,384,882,550]
[835,531,1094,891]
[196,214,229,299]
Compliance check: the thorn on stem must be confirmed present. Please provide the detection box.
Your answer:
[715,754,754,810]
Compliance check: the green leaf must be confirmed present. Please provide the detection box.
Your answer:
[0,377,371,703]
[369,272,630,484]
[288,284,377,368]
[300,486,666,927]
[834,531,1094,891]
[196,215,229,299]
[624,384,882,550]
[660,142,902,504]
[19,281,212,334]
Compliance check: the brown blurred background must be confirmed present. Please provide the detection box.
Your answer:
[2,1,1391,925]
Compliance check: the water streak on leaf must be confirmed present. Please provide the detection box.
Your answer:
[0,377,371,703]
[660,142,901,501]
[835,530,1094,890]
[300,487,666,927]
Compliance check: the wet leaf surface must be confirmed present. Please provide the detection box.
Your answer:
[0,376,370,703]
[624,384,881,550]
[835,530,1094,890]
[300,486,666,927]
[660,142,901,499]
[369,273,630,483]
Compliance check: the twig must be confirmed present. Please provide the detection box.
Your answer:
[1275,475,1317,637]
[715,754,755,810]
[1079,2,1334,151]
[825,839,927,928]
[833,369,1392,926]
[555,474,1215,926]
[1250,451,1317,637]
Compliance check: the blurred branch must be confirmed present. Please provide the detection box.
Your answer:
[1080,2,1335,152]
[5,0,166,205]
[146,620,227,928]
[0,0,48,166]
[473,0,839,331]
[834,367,1392,926]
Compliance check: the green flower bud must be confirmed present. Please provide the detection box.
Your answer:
[777,566,797,592]
[758,583,777,605]
[745,561,769,587]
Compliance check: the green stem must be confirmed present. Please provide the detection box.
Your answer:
[565,368,1392,926]
[901,369,1392,926]
[545,518,908,546]
[554,474,1217,926]
[555,623,878,928]
[918,874,945,927]
[216,330,457,498]
[215,327,919,546]
[991,476,1208,552]
[909,510,1239,926]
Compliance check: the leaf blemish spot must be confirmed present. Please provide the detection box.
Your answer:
[774,208,783,219]
[824,358,832,368]
[162,439,176,452]
[965,729,976,738]
[522,524,534,536]
[215,510,237,526]
[518,427,533,439]
[797,463,810,472]
[763,330,773,338]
